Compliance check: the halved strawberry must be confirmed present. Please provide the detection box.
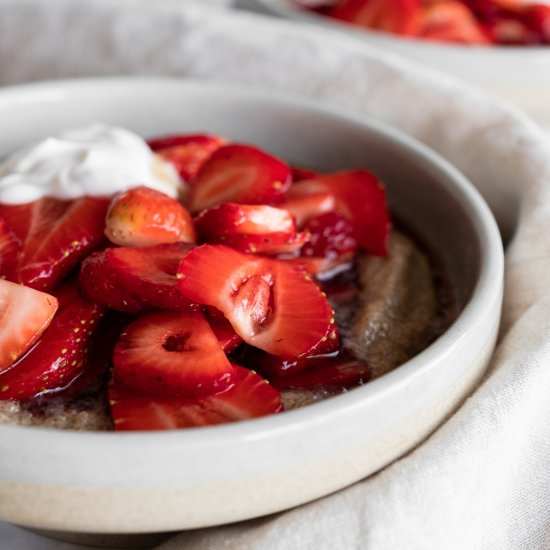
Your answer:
[327,0,422,35]
[79,243,195,313]
[0,279,58,375]
[286,171,391,256]
[279,192,336,227]
[188,145,291,213]
[195,203,300,254]
[0,197,110,291]
[113,310,234,397]
[0,218,20,279]
[105,186,196,247]
[177,245,334,358]
[0,283,105,400]
[148,134,227,181]
[109,365,282,431]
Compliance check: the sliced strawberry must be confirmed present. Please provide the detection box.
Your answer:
[0,283,105,401]
[109,365,282,431]
[195,203,301,254]
[0,279,58,375]
[56,312,132,399]
[287,252,354,279]
[79,243,195,313]
[301,212,357,260]
[291,166,319,182]
[188,145,291,213]
[279,192,336,227]
[252,231,310,256]
[267,355,370,392]
[0,197,110,291]
[286,171,391,256]
[177,245,334,358]
[207,315,243,354]
[148,134,227,181]
[416,2,491,44]
[0,218,20,279]
[105,186,196,247]
[327,0,422,35]
[113,310,234,397]
[79,250,147,313]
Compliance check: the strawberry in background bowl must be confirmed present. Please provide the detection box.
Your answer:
[248,0,550,120]
[0,78,502,540]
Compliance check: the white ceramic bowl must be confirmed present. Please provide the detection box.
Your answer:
[246,0,550,120]
[0,78,503,538]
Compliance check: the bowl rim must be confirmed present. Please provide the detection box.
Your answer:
[0,76,504,450]
[249,0,550,55]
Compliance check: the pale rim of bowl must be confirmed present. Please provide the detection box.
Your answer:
[0,77,503,452]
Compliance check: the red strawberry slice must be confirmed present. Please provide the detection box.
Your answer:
[301,212,357,260]
[0,218,20,279]
[109,365,282,431]
[188,145,291,213]
[105,186,196,247]
[0,279,58,375]
[148,134,227,181]
[0,197,110,291]
[79,243,195,313]
[195,203,301,254]
[327,0,422,35]
[0,283,105,401]
[267,355,370,392]
[177,245,334,358]
[291,166,319,182]
[286,171,391,256]
[287,254,354,279]
[416,2,491,44]
[280,192,336,227]
[79,250,147,313]
[113,310,234,397]
[56,312,132,399]
[207,314,243,353]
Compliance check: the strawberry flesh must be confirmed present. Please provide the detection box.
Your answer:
[0,217,20,279]
[0,279,59,375]
[113,310,234,397]
[79,243,195,312]
[105,186,196,247]
[279,192,336,227]
[177,245,334,358]
[195,203,302,254]
[109,365,282,431]
[301,212,357,260]
[207,314,243,353]
[189,145,291,213]
[0,197,110,291]
[267,355,370,391]
[148,134,226,181]
[0,283,105,400]
[287,171,391,256]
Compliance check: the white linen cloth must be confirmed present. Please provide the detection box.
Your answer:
[0,1,550,548]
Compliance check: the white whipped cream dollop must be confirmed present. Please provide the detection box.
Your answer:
[0,124,181,204]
